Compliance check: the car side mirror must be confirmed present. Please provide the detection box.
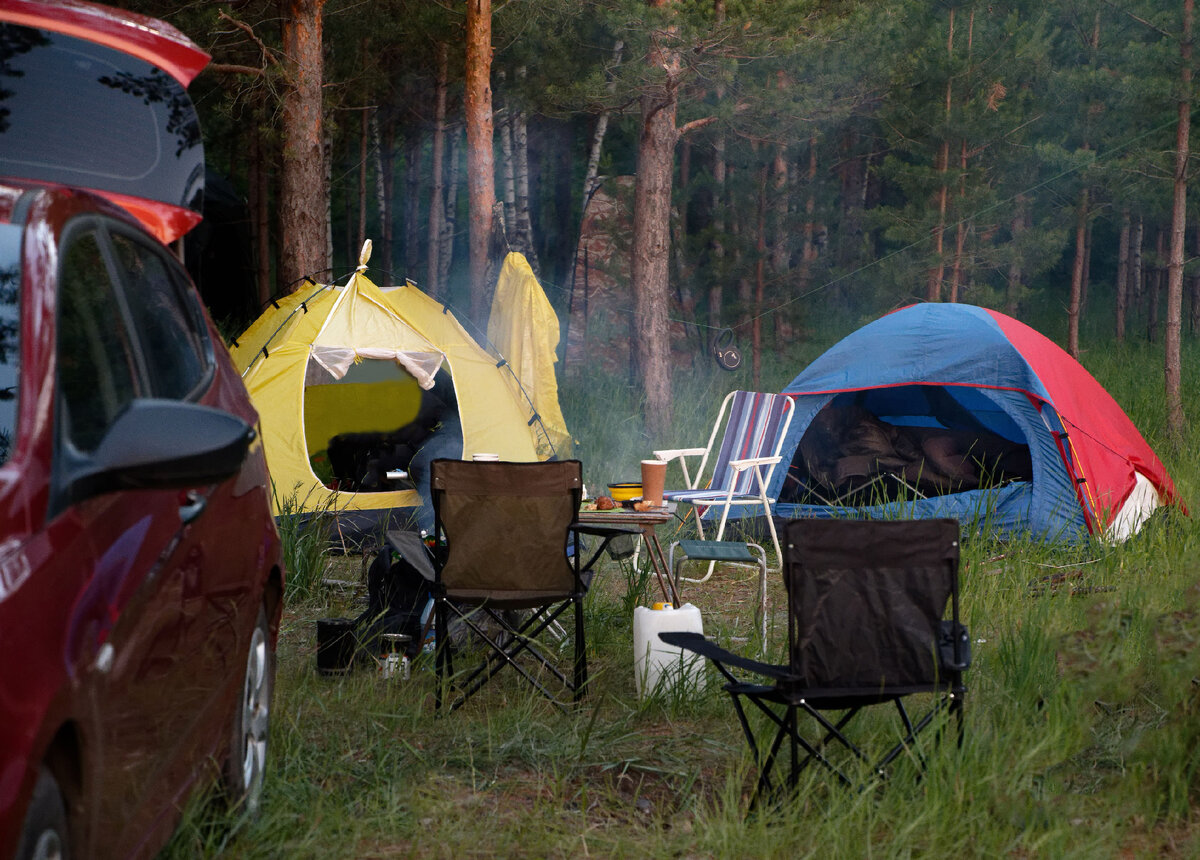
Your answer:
[67,399,254,503]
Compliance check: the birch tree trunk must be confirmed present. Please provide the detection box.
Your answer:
[513,66,540,274]
[498,70,517,234]
[466,0,496,325]
[1165,0,1192,440]
[438,126,463,295]
[374,114,394,284]
[404,136,422,275]
[278,0,327,291]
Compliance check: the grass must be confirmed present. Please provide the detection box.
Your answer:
[163,333,1200,858]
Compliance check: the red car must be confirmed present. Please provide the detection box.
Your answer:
[0,3,285,859]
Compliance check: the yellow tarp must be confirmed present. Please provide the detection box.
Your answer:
[486,252,572,458]
[231,246,548,517]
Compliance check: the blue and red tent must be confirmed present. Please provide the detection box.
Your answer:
[769,304,1183,542]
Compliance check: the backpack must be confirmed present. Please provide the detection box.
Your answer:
[354,538,432,660]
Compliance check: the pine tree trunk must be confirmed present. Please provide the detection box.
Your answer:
[357,108,368,255]
[771,139,789,344]
[249,123,271,306]
[426,42,448,297]
[754,164,766,390]
[1116,208,1130,342]
[950,139,968,303]
[1005,196,1026,315]
[1148,241,1162,344]
[278,0,327,291]
[631,0,679,436]
[1165,0,1192,440]
[1068,186,1088,358]
[1081,219,1092,314]
[673,137,695,349]
[927,7,955,303]
[709,133,726,332]
[1190,225,1200,334]
[466,0,496,326]
[1132,216,1145,322]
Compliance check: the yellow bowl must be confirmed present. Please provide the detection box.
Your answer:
[607,482,642,502]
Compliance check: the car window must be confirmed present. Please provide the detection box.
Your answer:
[0,23,204,214]
[109,231,208,400]
[0,225,20,465]
[57,230,139,452]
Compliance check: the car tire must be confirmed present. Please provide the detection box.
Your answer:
[15,766,70,860]
[223,603,275,814]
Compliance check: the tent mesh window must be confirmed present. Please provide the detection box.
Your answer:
[782,385,1033,507]
[303,358,427,492]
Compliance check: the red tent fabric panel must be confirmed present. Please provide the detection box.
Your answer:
[986,310,1181,526]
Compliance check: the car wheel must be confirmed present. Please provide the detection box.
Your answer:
[16,766,70,860]
[223,603,274,814]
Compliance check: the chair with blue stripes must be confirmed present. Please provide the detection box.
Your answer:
[654,390,795,582]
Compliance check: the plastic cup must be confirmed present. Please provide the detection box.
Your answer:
[641,459,667,507]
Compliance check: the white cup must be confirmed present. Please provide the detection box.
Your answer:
[472,453,500,462]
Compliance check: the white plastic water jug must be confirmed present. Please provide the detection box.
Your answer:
[633,602,706,699]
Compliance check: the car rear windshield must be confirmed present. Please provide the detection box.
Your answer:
[0,224,19,465]
[0,22,204,213]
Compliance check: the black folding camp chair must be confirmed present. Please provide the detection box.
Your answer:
[661,517,970,804]
[430,458,637,713]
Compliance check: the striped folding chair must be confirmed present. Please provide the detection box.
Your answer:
[655,391,795,581]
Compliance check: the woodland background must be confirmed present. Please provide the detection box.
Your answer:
[118,0,1196,435]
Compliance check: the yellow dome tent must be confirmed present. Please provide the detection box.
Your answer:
[230,242,558,541]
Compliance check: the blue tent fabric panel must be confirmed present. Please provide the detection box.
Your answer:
[788,304,1054,402]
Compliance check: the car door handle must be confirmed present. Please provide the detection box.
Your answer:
[179,490,207,525]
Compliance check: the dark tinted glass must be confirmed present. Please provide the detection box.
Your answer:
[0,23,204,211]
[57,231,139,452]
[0,224,19,465]
[110,232,207,399]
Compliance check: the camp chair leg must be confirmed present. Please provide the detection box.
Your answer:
[443,601,585,713]
[574,596,587,703]
[434,598,454,711]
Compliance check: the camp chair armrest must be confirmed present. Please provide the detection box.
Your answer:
[653,448,706,462]
[658,631,790,680]
[728,455,781,472]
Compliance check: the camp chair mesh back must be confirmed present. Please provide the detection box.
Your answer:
[431,458,622,713]
[656,390,795,575]
[660,517,969,804]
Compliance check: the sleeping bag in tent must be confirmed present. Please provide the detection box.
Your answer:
[768,303,1183,543]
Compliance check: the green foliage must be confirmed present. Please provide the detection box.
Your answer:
[273,484,334,606]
